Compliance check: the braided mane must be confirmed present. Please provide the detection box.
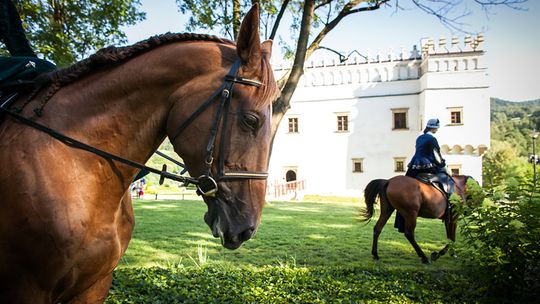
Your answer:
[49,33,234,87]
[30,33,235,111]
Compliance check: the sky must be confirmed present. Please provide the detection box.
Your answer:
[123,0,540,102]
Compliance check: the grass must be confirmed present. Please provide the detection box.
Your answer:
[107,198,479,303]
[119,198,460,271]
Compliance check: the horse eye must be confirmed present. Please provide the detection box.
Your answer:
[242,113,259,131]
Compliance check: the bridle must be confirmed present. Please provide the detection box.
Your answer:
[0,58,268,198]
[170,58,269,196]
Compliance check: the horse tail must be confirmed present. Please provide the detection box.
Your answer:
[363,179,389,220]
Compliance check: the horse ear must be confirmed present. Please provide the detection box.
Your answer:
[261,40,273,60]
[236,3,261,71]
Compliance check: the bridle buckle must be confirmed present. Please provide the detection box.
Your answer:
[196,175,218,197]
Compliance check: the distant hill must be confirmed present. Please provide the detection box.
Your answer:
[490,97,540,156]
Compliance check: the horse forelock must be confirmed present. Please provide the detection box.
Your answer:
[254,55,280,110]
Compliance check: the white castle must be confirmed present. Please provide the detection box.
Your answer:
[268,35,489,198]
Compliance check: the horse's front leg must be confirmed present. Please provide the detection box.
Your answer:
[432,220,457,261]
[403,219,430,264]
[431,243,451,261]
[67,273,113,304]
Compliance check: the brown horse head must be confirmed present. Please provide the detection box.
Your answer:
[165,5,279,249]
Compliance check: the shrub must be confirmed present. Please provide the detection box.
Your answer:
[458,183,540,302]
[106,264,477,303]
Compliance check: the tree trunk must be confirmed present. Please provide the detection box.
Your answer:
[270,0,315,138]
[233,0,241,39]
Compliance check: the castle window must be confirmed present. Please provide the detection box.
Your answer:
[448,164,462,175]
[394,157,406,172]
[336,114,349,132]
[447,107,464,125]
[352,159,363,173]
[288,117,299,133]
[391,108,408,130]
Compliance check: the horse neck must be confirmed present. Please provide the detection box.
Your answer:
[453,175,469,202]
[43,43,228,171]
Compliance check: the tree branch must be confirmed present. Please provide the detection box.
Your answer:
[305,0,389,60]
[272,0,315,127]
[315,0,333,11]
[269,0,290,40]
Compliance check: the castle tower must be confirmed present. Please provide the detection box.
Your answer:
[419,35,489,182]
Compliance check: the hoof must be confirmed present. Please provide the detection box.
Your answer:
[431,252,440,261]
[372,255,380,261]
[421,257,431,264]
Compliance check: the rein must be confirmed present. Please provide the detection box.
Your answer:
[0,58,267,197]
[0,92,198,186]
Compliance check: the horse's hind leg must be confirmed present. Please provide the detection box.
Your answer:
[371,203,395,260]
[403,218,430,264]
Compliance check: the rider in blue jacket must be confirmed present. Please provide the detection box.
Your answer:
[395,118,449,233]
[406,118,446,177]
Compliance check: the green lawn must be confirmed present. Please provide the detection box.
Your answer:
[107,198,478,303]
[120,198,459,270]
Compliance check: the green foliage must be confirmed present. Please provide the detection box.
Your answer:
[106,264,477,304]
[177,0,282,40]
[484,98,539,191]
[13,0,146,66]
[490,98,540,157]
[482,140,532,190]
[458,183,540,302]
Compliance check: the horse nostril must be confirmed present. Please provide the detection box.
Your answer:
[239,226,256,242]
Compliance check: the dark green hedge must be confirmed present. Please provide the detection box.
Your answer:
[106,265,480,303]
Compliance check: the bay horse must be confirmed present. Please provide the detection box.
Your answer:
[0,4,279,303]
[363,175,471,264]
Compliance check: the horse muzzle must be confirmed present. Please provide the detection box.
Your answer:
[203,199,259,250]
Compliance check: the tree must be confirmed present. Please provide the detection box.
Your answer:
[491,98,540,156]
[482,140,531,190]
[176,0,528,138]
[13,0,146,66]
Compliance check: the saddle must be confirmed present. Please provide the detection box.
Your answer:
[0,56,56,121]
[416,172,455,198]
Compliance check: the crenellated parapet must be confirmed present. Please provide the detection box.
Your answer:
[421,34,484,56]
[419,35,485,74]
[272,35,486,87]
